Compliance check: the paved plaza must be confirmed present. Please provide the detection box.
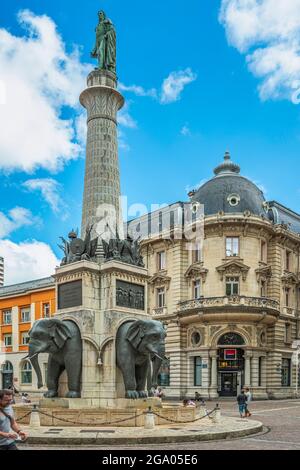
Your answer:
[20,399,300,451]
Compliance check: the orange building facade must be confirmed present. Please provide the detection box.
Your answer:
[0,277,55,392]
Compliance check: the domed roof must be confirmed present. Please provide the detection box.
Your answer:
[192,152,267,217]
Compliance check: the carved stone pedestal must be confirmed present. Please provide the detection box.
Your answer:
[54,259,149,403]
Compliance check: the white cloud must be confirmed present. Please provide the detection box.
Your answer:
[0,239,59,285]
[118,102,138,128]
[0,207,37,238]
[23,178,68,218]
[119,69,197,106]
[220,0,300,102]
[118,83,157,98]
[160,68,197,104]
[0,9,91,172]
[181,125,191,136]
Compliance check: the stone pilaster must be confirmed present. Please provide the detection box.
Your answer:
[80,70,124,240]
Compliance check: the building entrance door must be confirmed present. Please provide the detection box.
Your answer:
[220,372,238,397]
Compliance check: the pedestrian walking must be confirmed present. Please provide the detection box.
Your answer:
[237,389,247,418]
[244,387,252,417]
[0,389,27,450]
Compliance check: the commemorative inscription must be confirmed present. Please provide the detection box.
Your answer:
[116,280,145,310]
[58,280,83,309]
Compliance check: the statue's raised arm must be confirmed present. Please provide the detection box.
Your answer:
[91,10,116,75]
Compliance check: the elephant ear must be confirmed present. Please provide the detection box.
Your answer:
[47,319,73,349]
[126,321,147,350]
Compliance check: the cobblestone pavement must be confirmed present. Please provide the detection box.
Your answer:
[21,399,300,450]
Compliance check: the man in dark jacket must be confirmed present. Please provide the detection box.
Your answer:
[237,390,247,418]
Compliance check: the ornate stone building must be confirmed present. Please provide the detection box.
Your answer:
[128,152,300,400]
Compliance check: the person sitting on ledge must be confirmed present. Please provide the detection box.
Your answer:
[182,399,196,407]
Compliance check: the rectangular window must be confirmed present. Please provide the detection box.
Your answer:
[285,288,290,307]
[43,303,50,318]
[2,310,12,325]
[193,280,201,299]
[157,288,165,308]
[170,211,175,231]
[194,357,202,387]
[226,277,239,296]
[4,335,12,347]
[286,251,291,271]
[21,332,30,346]
[258,357,262,387]
[20,307,31,323]
[226,237,239,257]
[261,240,267,262]
[192,242,201,263]
[261,280,266,297]
[157,251,166,271]
[159,212,163,233]
[281,358,291,387]
[285,323,292,344]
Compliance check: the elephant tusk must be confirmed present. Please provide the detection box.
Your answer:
[27,353,39,361]
[152,352,165,361]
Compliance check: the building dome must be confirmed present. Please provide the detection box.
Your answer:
[192,152,267,217]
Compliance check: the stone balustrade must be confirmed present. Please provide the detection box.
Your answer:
[152,307,168,316]
[177,295,280,313]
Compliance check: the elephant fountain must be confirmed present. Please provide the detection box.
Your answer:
[116,319,166,399]
[27,318,82,398]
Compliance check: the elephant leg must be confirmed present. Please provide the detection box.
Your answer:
[119,361,139,399]
[147,360,154,397]
[44,357,64,398]
[64,354,81,398]
[136,361,149,398]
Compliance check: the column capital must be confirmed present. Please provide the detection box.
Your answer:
[209,350,218,359]
[244,351,253,359]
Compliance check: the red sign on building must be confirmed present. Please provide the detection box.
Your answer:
[224,349,237,360]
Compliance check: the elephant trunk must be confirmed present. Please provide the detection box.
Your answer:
[28,346,43,389]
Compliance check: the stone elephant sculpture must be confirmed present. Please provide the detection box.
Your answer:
[116,319,166,399]
[27,318,82,398]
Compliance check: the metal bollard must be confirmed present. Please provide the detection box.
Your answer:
[29,404,41,428]
[212,403,221,424]
[144,406,156,430]
[197,403,207,418]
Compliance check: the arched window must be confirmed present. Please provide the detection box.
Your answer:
[1,361,14,389]
[21,361,32,385]
[2,361,13,372]
[218,333,245,346]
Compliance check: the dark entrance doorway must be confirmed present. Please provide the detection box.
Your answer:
[217,346,245,396]
[1,361,13,389]
[220,372,238,397]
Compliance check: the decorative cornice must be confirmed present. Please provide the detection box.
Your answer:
[255,265,272,283]
[216,259,250,281]
[185,262,209,282]
[148,273,171,291]
[281,271,299,286]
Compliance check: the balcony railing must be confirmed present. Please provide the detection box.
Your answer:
[283,307,296,316]
[177,295,280,312]
[152,307,168,316]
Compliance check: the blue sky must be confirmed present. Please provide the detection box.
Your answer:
[1,0,300,284]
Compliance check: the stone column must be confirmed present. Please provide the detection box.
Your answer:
[209,351,218,398]
[251,355,259,387]
[244,352,252,387]
[80,70,124,240]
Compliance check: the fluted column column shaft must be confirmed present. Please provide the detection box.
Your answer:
[80,70,124,239]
